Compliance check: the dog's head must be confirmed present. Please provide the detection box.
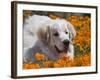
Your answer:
[37,19,76,53]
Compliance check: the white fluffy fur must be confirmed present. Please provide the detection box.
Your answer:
[23,15,76,62]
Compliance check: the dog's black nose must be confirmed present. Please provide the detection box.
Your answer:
[63,40,70,46]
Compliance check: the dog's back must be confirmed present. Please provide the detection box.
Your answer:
[24,15,52,47]
[23,15,53,63]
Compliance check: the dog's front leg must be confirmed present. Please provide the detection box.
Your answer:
[67,43,74,60]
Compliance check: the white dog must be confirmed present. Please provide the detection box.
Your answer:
[23,15,76,63]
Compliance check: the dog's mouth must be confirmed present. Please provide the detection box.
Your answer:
[54,45,69,53]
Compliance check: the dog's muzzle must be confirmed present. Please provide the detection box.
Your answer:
[55,39,70,53]
[63,40,70,48]
[62,40,70,53]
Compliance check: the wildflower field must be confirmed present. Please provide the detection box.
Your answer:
[23,11,91,69]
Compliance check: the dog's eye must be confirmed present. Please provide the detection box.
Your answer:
[65,32,68,34]
[54,32,59,36]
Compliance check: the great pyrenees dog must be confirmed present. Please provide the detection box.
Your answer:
[23,15,76,63]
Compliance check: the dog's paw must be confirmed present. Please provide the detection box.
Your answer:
[67,52,74,60]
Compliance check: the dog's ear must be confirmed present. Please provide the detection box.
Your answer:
[46,26,54,46]
[38,27,46,43]
[46,26,50,44]
[37,26,51,45]
[67,22,76,40]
